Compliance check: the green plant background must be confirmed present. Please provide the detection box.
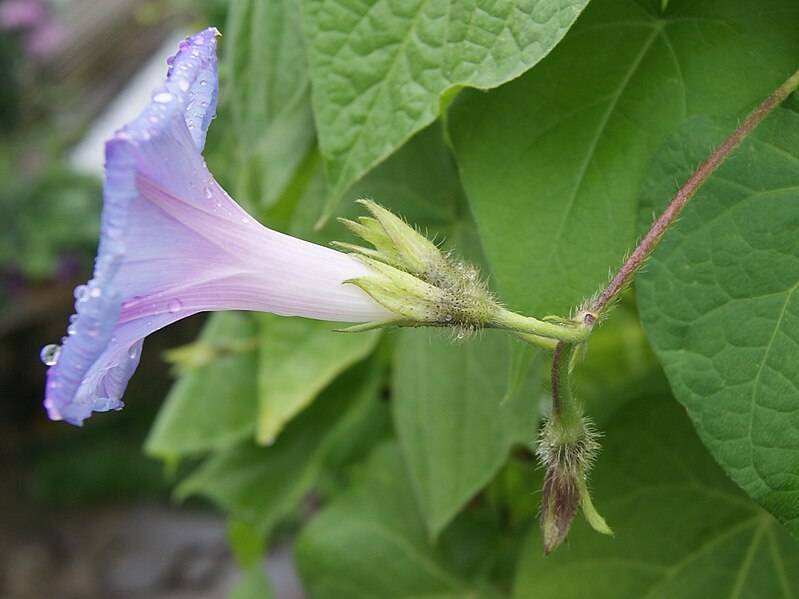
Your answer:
[139,0,799,596]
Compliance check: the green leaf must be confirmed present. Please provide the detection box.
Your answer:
[300,0,590,216]
[449,0,799,315]
[637,111,799,537]
[145,312,259,458]
[394,331,541,537]
[286,124,472,250]
[295,443,495,599]
[225,0,315,210]
[255,314,381,444]
[513,393,799,598]
[177,360,385,532]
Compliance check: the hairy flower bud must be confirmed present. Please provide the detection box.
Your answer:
[537,415,611,554]
[540,461,579,555]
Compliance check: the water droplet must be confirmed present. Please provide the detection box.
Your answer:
[176,78,190,92]
[192,34,205,45]
[203,186,213,201]
[199,80,207,86]
[456,331,465,341]
[40,344,61,366]
[73,284,88,301]
[445,315,452,322]
[67,323,77,336]
[153,91,173,103]
[128,346,138,360]
[167,299,183,313]
[89,286,102,298]
[240,217,250,224]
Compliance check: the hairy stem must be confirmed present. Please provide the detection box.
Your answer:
[588,67,799,317]
[492,308,591,343]
[549,342,583,443]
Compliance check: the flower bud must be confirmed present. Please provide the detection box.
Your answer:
[540,461,579,555]
[537,415,611,554]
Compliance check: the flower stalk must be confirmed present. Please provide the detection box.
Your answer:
[336,200,592,345]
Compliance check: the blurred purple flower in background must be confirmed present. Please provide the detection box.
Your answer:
[0,0,44,29]
[42,27,392,426]
[0,0,66,61]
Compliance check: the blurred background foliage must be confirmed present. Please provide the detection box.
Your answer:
[3,1,799,598]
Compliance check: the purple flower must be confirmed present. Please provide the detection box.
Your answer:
[42,28,392,426]
[0,0,45,30]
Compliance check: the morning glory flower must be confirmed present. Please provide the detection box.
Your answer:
[42,27,393,426]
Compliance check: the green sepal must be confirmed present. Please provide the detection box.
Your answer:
[337,217,395,255]
[355,199,445,276]
[577,475,613,537]
[330,241,406,270]
[333,318,411,333]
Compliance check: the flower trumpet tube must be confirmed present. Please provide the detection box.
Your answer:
[42,28,393,426]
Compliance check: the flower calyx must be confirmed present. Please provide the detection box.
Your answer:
[334,200,499,335]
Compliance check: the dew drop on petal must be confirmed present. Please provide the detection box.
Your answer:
[153,92,173,103]
[128,346,138,360]
[73,284,88,301]
[176,78,190,92]
[168,299,183,313]
[40,344,61,366]
[203,186,213,201]
[89,286,102,298]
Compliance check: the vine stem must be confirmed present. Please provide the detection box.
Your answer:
[549,67,799,435]
[588,67,799,317]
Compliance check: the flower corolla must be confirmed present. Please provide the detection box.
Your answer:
[42,28,392,425]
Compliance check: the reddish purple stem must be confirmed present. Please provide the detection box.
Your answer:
[588,67,799,316]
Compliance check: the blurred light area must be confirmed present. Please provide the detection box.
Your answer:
[69,29,187,176]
